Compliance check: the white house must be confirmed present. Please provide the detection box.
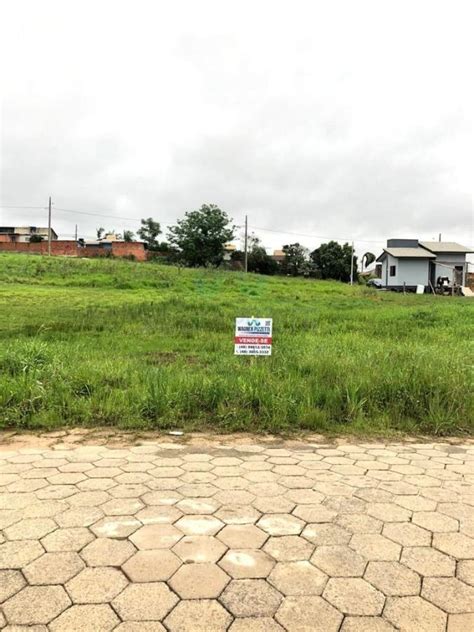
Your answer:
[377,239,473,291]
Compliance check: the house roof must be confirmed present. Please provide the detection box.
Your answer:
[419,241,473,254]
[377,247,436,261]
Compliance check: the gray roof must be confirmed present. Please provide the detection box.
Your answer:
[419,241,473,254]
[378,247,436,261]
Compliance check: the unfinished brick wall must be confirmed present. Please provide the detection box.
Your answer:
[0,240,146,261]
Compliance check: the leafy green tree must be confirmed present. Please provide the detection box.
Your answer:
[281,243,309,276]
[96,227,105,239]
[310,241,357,282]
[168,204,234,267]
[29,234,44,243]
[231,235,278,275]
[123,230,135,242]
[137,218,162,250]
[361,251,375,270]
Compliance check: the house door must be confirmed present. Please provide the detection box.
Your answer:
[429,261,436,289]
[454,266,463,285]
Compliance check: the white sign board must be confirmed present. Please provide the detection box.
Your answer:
[234,318,273,356]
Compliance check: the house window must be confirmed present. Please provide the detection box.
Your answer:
[389,265,396,277]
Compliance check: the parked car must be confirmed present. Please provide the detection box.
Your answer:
[366,278,383,289]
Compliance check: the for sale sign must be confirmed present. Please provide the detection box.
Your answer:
[234,318,273,356]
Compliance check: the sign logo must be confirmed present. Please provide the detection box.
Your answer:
[234,318,273,356]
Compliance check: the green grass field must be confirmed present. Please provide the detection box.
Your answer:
[0,253,473,436]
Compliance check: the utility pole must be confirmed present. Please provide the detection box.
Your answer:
[47,196,52,256]
[350,240,355,286]
[75,224,78,241]
[244,215,248,273]
[439,233,442,242]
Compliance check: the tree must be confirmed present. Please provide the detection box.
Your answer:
[123,230,135,242]
[137,218,162,251]
[96,227,105,239]
[29,234,44,243]
[231,235,278,275]
[361,251,375,270]
[310,241,357,282]
[168,204,234,267]
[281,243,309,276]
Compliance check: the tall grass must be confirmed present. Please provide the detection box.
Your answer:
[0,253,472,435]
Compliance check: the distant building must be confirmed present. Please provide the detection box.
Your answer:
[223,243,237,261]
[272,249,285,263]
[0,226,58,243]
[376,239,473,290]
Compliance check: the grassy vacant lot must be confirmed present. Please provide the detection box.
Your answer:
[0,253,473,436]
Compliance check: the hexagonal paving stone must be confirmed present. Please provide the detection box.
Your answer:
[228,617,285,631]
[412,511,459,533]
[122,549,181,581]
[268,560,327,595]
[0,540,44,569]
[3,585,71,625]
[401,546,455,576]
[112,582,178,621]
[340,617,396,631]
[457,559,474,586]
[0,569,26,602]
[384,596,447,632]
[91,516,141,539]
[56,506,104,528]
[365,561,421,596]
[49,604,120,632]
[263,535,314,561]
[81,537,136,566]
[276,596,343,632]
[173,535,227,563]
[66,567,128,603]
[323,577,385,615]
[4,518,56,540]
[101,498,144,516]
[169,562,229,598]
[24,552,84,584]
[336,513,383,534]
[433,532,474,559]
[448,613,474,632]
[367,503,412,522]
[214,505,261,524]
[257,514,304,536]
[220,579,282,617]
[130,524,183,549]
[292,504,336,523]
[175,515,224,536]
[421,577,474,613]
[349,534,401,561]
[41,527,94,552]
[164,599,232,632]
[115,624,166,632]
[68,491,111,506]
[176,498,220,515]
[285,489,325,504]
[311,545,367,577]
[252,496,295,514]
[217,524,267,548]
[382,522,431,547]
[219,549,275,578]
[302,523,351,545]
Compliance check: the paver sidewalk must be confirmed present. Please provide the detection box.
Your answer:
[0,432,473,631]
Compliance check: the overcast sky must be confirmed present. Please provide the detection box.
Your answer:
[0,0,472,258]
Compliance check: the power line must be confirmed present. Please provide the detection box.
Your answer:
[0,205,45,209]
[54,207,143,222]
[247,224,385,245]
